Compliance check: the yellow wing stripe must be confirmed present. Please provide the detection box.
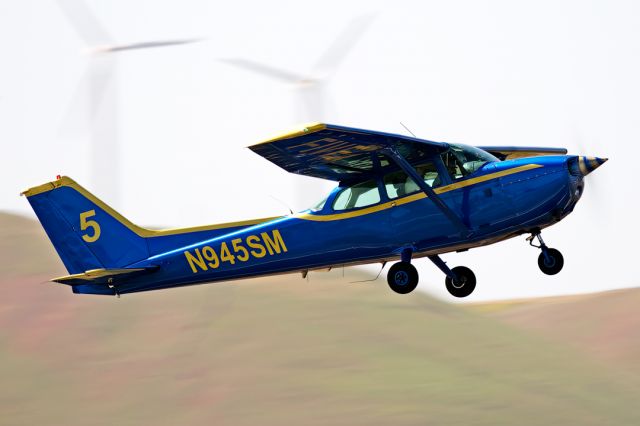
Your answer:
[295,164,543,222]
[21,177,280,237]
[250,122,327,147]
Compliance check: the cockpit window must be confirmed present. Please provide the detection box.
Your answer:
[442,144,498,180]
[384,162,440,200]
[332,179,381,211]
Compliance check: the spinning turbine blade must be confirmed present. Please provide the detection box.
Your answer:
[220,14,375,208]
[57,0,203,207]
[57,0,120,204]
[91,38,204,54]
[312,13,375,77]
[219,13,375,112]
[56,0,112,45]
[219,58,305,83]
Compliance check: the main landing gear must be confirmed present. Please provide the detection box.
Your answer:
[527,232,564,275]
[386,248,477,298]
[387,249,419,294]
[386,232,564,297]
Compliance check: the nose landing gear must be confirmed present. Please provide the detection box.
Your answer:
[527,232,564,275]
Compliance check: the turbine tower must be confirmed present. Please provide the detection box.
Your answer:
[57,0,201,207]
[221,15,374,209]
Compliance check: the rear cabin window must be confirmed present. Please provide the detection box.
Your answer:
[332,179,381,211]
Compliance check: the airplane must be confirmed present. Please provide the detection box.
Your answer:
[21,123,607,298]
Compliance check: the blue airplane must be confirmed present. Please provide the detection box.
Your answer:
[22,123,607,298]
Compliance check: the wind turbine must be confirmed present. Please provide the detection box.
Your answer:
[57,0,201,207]
[220,14,374,208]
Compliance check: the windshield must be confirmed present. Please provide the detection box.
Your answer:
[442,144,498,179]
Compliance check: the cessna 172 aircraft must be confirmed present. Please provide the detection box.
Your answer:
[22,123,607,297]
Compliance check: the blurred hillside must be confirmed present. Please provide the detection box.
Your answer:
[1,211,639,425]
[473,289,640,374]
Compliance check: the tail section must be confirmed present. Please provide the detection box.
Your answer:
[21,176,149,274]
[22,176,281,295]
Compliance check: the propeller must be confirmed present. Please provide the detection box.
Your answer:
[56,0,202,206]
[571,127,609,221]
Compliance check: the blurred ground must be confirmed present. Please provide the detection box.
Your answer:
[1,211,639,425]
[472,289,640,373]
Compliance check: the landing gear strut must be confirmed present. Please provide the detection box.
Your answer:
[429,255,476,298]
[527,232,564,275]
[385,249,477,298]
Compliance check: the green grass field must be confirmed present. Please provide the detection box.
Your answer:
[1,212,639,425]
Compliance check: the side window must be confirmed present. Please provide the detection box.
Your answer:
[441,150,466,180]
[384,162,441,200]
[333,179,381,211]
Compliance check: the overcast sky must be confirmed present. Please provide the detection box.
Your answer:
[2,0,639,301]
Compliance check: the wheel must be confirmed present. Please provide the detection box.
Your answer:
[538,248,564,275]
[445,266,476,298]
[387,262,419,294]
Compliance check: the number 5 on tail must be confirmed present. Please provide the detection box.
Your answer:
[80,210,101,243]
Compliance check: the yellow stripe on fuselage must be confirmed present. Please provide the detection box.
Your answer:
[22,163,543,231]
[295,164,543,222]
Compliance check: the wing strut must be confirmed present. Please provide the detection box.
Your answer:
[382,147,471,238]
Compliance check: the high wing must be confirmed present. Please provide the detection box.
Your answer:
[478,146,568,161]
[249,123,449,181]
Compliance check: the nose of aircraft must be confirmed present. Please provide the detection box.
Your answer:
[575,156,608,176]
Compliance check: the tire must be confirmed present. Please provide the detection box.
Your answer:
[538,248,564,275]
[445,266,476,298]
[387,262,419,294]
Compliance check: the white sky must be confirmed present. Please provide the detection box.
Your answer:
[2,0,639,301]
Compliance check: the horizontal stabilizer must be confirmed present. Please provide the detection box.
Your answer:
[52,267,158,286]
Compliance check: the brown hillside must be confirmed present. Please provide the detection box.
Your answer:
[1,211,639,425]
[474,289,640,371]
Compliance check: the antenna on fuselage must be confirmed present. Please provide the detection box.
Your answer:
[400,122,417,138]
[269,195,294,215]
[349,262,387,283]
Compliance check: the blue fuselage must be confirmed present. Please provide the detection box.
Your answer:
[115,155,582,294]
